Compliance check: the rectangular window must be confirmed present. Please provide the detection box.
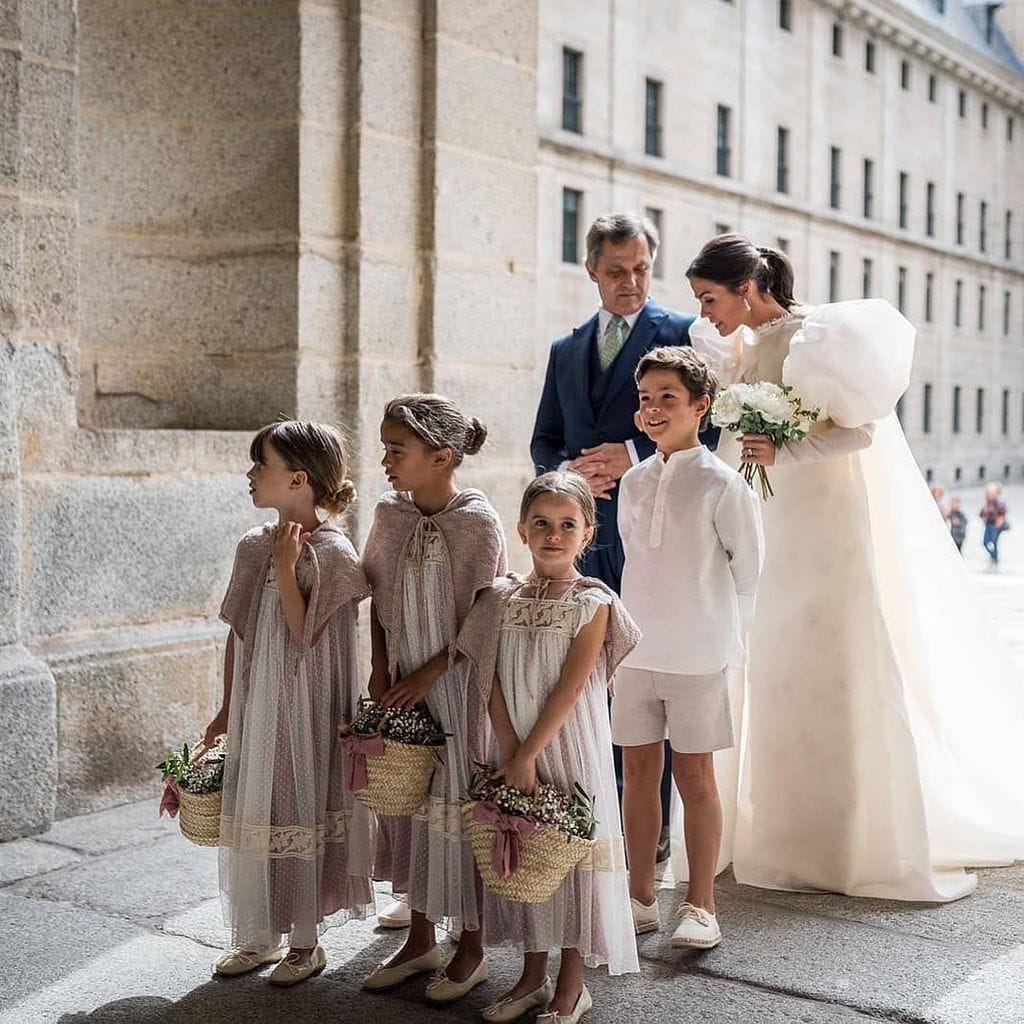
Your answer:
[776,236,789,253]
[926,182,935,237]
[956,192,965,245]
[562,48,583,133]
[862,158,874,219]
[923,383,933,434]
[862,257,873,298]
[779,0,792,31]
[561,187,582,263]
[932,0,946,12]
[925,271,934,322]
[1002,388,1010,435]
[1005,210,1013,260]
[865,40,876,73]
[830,146,842,209]
[958,89,967,118]
[976,387,985,434]
[897,266,907,313]
[955,278,963,326]
[644,77,663,157]
[714,222,731,236]
[777,126,790,194]
[978,284,986,330]
[829,250,841,302]
[898,171,909,229]
[645,207,664,279]
[900,60,911,90]
[980,200,988,252]
[982,102,989,129]
[716,104,732,177]
[1009,116,1015,142]
[928,73,937,103]
[953,386,961,433]
[832,22,844,58]
[1004,289,1012,335]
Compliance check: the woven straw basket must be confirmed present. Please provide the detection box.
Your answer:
[462,801,594,903]
[178,789,222,847]
[355,739,443,816]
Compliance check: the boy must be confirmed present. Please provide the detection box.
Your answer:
[613,347,763,949]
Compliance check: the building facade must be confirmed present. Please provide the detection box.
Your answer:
[538,0,1024,487]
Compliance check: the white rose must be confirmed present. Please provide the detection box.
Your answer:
[749,382,796,424]
[711,385,745,427]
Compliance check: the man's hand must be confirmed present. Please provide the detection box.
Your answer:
[569,442,632,499]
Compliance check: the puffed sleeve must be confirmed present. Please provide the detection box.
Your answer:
[782,300,914,428]
[689,317,758,386]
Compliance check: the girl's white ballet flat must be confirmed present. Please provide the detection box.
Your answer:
[424,958,489,1003]
[269,945,327,986]
[481,976,554,1022]
[536,984,593,1024]
[362,945,444,991]
[213,946,286,978]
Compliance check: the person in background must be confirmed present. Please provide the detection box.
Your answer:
[947,496,967,554]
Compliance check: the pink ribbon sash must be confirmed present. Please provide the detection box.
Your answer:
[472,801,539,879]
[159,778,180,819]
[340,733,385,791]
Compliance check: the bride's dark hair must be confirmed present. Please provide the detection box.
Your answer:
[686,233,798,311]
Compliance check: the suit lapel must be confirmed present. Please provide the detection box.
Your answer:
[600,302,666,414]
[571,314,600,421]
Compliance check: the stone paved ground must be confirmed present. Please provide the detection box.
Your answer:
[2,487,1022,1024]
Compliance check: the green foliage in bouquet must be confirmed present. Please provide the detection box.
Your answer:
[467,762,597,842]
[156,742,225,795]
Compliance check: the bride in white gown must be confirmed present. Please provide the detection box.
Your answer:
[683,233,1024,902]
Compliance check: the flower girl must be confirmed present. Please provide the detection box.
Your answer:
[360,394,506,1004]
[207,420,373,985]
[458,471,640,1024]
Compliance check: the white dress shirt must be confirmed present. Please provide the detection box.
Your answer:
[618,445,765,674]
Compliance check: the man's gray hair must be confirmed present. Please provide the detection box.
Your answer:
[585,212,660,269]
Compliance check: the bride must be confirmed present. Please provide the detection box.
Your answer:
[685,233,1024,902]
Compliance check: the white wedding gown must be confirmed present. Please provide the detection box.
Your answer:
[688,300,1024,902]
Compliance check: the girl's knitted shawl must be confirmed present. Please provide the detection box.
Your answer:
[361,489,508,677]
[219,521,370,680]
[455,573,642,699]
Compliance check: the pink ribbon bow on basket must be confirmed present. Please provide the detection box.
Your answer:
[159,778,181,819]
[340,733,385,791]
[472,801,539,879]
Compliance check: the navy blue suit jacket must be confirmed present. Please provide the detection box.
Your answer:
[530,299,712,593]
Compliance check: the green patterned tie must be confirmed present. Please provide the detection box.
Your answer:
[599,315,627,371]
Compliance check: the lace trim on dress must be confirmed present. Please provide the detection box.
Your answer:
[220,810,353,861]
[403,518,447,572]
[502,596,581,638]
[752,312,798,336]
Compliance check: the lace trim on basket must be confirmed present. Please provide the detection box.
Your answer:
[220,809,353,861]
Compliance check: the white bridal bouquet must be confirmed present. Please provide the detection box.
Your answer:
[711,382,820,500]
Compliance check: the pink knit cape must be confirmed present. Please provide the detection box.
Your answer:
[361,489,508,677]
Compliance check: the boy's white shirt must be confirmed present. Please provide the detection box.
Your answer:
[618,445,765,675]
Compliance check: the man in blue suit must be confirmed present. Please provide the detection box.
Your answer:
[531,212,712,878]
[531,212,705,591]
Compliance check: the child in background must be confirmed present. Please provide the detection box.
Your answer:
[208,420,373,985]
[360,394,506,1005]
[948,496,967,553]
[459,471,640,1024]
[614,347,763,949]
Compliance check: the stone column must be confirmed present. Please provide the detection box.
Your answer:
[0,0,77,838]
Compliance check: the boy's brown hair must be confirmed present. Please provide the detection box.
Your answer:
[635,346,718,431]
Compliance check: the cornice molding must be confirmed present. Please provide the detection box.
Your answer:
[816,0,1024,111]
